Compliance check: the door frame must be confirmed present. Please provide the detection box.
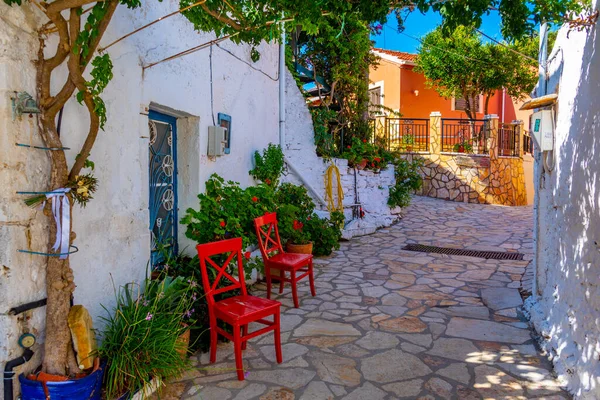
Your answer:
[148,110,179,259]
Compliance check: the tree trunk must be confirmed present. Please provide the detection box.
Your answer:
[38,113,79,376]
[484,94,491,116]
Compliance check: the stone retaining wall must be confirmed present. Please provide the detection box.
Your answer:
[400,114,528,206]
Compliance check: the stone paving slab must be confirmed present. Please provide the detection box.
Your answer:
[169,196,568,400]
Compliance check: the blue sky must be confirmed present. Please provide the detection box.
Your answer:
[371,10,504,53]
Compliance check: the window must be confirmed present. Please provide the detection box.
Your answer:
[217,113,232,154]
[369,87,382,115]
[452,95,483,114]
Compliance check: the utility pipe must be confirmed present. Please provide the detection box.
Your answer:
[501,88,506,124]
[532,22,549,299]
[279,17,286,148]
[4,348,34,400]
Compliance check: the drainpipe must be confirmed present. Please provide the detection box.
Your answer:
[279,18,286,148]
[532,22,549,299]
[4,349,34,400]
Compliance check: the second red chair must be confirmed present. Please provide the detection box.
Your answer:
[254,212,316,308]
[197,238,282,380]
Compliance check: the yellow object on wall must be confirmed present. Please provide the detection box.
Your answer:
[68,305,97,370]
[325,163,344,213]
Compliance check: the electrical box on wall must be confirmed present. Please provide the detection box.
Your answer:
[207,126,226,156]
[531,110,554,152]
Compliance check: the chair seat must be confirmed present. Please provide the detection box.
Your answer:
[268,252,312,268]
[214,295,280,322]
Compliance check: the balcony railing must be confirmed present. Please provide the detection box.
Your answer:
[370,117,429,152]
[498,124,521,157]
[441,119,488,154]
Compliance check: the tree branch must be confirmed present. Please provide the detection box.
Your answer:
[200,3,242,30]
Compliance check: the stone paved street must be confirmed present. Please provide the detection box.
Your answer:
[175,196,568,400]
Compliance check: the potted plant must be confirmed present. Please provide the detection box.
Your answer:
[286,219,313,254]
[98,276,195,400]
[453,142,473,153]
[401,133,415,152]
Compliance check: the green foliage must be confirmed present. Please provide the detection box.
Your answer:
[311,107,339,158]
[274,183,315,220]
[415,26,538,120]
[453,142,474,153]
[341,137,395,171]
[249,143,285,187]
[181,174,276,250]
[98,276,194,399]
[304,211,344,256]
[76,54,113,129]
[388,158,424,208]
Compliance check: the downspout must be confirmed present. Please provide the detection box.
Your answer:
[278,18,327,208]
[279,18,286,148]
[4,349,34,400]
[532,22,549,299]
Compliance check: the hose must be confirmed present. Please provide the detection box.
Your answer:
[324,163,344,213]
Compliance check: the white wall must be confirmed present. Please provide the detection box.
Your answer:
[0,0,278,396]
[525,13,600,399]
[283,69,400,236]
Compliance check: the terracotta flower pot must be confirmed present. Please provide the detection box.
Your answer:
[355,159,368,170]
[286,242,313,254]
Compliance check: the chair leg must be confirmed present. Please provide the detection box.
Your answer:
[274,311,282,364]
[278,269,284,294]
[233,324,245,381]
[291,271,299,308]
[209,316,218,363]
[308,260,316,297]
[266,271,272,300]
[241,324,248,350]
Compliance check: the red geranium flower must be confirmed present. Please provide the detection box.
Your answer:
[220,220,226,227]
[265,178,272,185]
[252,196,258,202]
[347,145,351,149]
[362,139,367,143]
[244,251,251,260]
[293,220,303,230]
[374,157,381,162]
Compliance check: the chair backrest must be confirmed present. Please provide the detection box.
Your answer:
[196,238,247,306]
[254,212,284,260]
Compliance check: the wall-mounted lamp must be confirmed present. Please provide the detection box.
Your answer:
[413,90,419,96]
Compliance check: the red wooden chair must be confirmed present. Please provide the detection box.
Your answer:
[254,212,316,308]
[196,238,282,380]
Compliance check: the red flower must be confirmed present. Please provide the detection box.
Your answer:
[347,145,351,149]
[220,220,226,227]
[362,139,367,143]
[252,196,258,202]
[244,251,251,260]
[293,220,304,230]
[374,157,381,162]
[265,178,272,185]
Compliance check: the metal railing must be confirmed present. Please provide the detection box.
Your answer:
[522,130,533,154]
[370,117,429,152]
[498,124,521,157]
[385,118,429,152]
[441,119,488,154]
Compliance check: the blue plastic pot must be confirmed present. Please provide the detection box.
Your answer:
[19,361,105,400]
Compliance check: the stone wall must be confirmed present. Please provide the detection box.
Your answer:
[525,16,600,399]
[283,70,400,237]
[400,115,528,206]
[0,1,279,397]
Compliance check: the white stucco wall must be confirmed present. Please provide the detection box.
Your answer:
[525,14,600,399]
[0,1,278,396]
[283,70,400,236]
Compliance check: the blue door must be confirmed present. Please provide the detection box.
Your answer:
[148,111,178,267]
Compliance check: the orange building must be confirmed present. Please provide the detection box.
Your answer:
[369,48,531,124]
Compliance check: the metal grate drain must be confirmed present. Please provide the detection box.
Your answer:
[402,243,525,261]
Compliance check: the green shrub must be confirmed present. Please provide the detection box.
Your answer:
[99,276,195,399]
[249,143,284,187]
[304,211,344,256]
[342,136,395,170]
[311,107,338,158]
[388,158,423,208]
[181,174,276,250]
[274,183,315,220]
